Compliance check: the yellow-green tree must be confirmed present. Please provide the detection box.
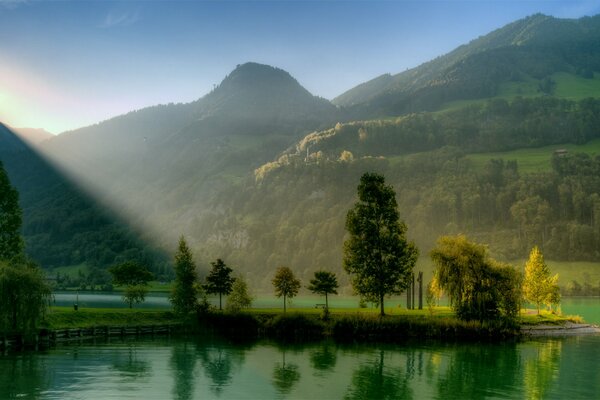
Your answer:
[523,246,560,314]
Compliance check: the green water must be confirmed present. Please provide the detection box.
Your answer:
[2,334,600,399]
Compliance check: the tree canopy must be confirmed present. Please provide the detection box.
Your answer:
[204,258,235,310]
[523,246,560,314]
[343,172,418,315]
[170,236,199,315]
[272,266,301,313]
[108,260,154,308]
[307,271,338,310]
[0,161,24,261]
[430,235,522,322]
[226,275,253,312]
[0,259,51,334]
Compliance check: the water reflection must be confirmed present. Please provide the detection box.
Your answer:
[197,344,248,396]
[272,349,301,396]
[309,341,337,374]
[169,342,197,400]
[1,335,599,399]
[111,345,151,380]
[0,353,48,399]
[523,340,562,400]
[436,343,520,399]
[344,349,413,400]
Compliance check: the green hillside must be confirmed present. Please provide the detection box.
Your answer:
[467,139,600,173]
[334,14,600,119]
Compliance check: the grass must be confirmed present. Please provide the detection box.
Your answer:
[43,307,178,329]
[439,71,600,113]
[518,309,581,325]
[466,139,600,173]
[42,304,570,328]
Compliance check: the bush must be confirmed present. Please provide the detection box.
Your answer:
[266,313,325,342]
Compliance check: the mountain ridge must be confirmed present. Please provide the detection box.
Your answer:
[333,13,600,114]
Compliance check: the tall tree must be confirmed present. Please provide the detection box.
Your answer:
[523,246,560,314]
[109,260,154,308]
[344,172,418,316]
[307,271,338,311]
[272,266,301,313]
[0,161,24,261]
[205,258,235,310]
[170,236,198,315]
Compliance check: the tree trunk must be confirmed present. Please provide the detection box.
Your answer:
[219,293,222,310]
[283,294,287,313]
[325,293,328,310]
[380,293,385,316]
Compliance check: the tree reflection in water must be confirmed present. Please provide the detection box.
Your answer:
[169,342,197,400]
[272,349,301,396]
[436,342,520,399]
[523,339,562,400]
[309,342,337,375]
[344,349,413,400]
[110,344,151,380]
[0,353,48,398]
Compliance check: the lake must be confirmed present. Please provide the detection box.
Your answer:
[2,334,600,399]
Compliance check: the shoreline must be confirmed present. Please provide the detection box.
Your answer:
[521,322,600,337]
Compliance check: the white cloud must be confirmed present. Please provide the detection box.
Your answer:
[101,10,141,28]
[0,0,28,10]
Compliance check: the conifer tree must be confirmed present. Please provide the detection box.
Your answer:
[170,236,198,315]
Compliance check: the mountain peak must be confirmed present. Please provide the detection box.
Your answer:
[192,62,336,128]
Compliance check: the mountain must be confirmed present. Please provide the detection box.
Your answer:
[4,16,600,291]
[334,14,600,115]
[0,123,169,276]
[5,62,338,275]
[11,127,53,145]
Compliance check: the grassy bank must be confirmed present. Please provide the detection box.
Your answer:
[42,307,179,329]
[41,306,580,343]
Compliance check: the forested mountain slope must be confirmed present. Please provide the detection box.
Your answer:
[0,124,169,276]
[334,14,600,117]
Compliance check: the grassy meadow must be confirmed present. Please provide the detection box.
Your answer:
[466,138,600,174]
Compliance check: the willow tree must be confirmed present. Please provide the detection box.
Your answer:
[430,235,521,322]
[343,172,418,316]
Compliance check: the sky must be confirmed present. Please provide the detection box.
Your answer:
[1,0,599,134]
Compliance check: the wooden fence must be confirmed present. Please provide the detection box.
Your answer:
[1,324,181,351]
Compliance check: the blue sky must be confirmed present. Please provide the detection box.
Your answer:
[1,0,599,134]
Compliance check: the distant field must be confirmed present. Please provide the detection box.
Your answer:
[466,139,600,173]
[440,71,600,112]
[509,259,600,287]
